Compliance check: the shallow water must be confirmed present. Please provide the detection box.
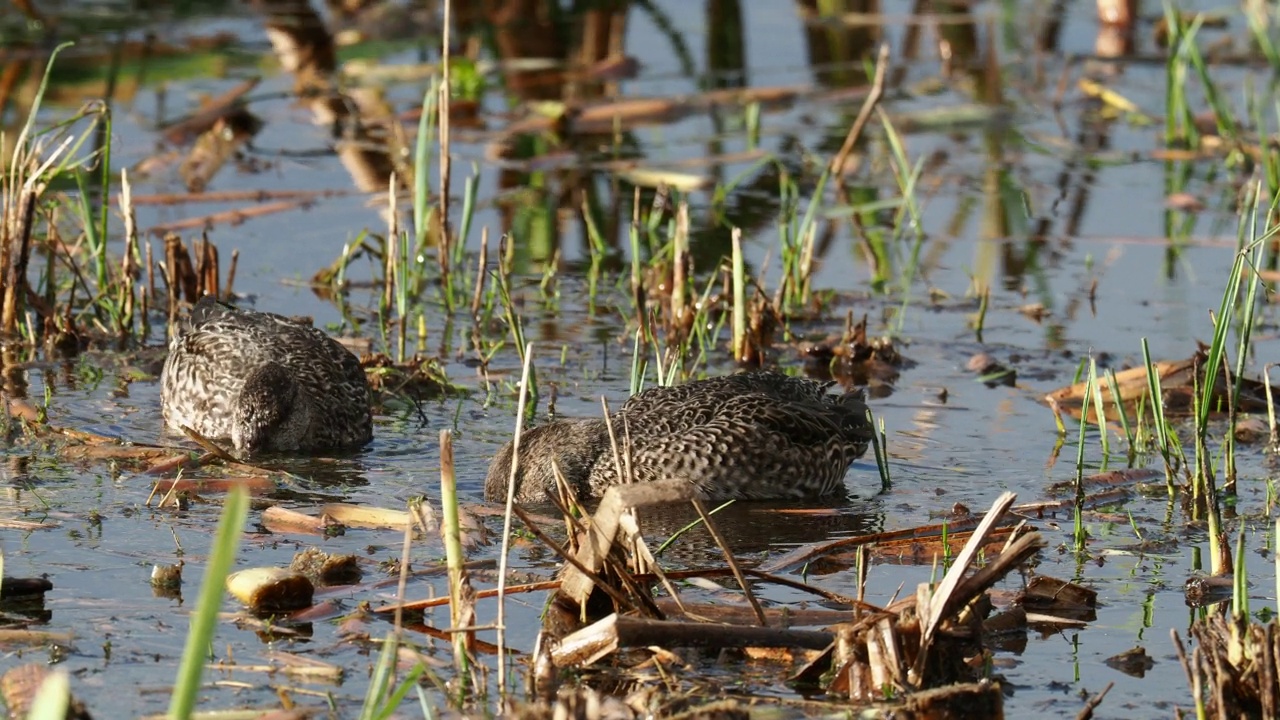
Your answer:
[3,0,1279,717]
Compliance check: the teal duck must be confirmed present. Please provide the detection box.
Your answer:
[484,371,872,503]
[160,296,372,455]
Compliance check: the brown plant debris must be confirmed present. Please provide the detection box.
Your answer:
[1184,574,1235,608]
[967,351,1017,388]
[518,485,1044,714]
[802,313,912,390]
[226,567,315,613]
[316,503,417,531]
[1044,346,1277,423]
[262,505,346,537]
[1017,576,1098,625]
[362,352,454,401]
[1174,611,1280,719]
[149,563,183,591]
[501,685,751,720]
[0,576,52,599]
[1104,645,1155,678]
[178,108,264,193]
[291,547,363,586]
[757,501,1028,574]
[160,76,262,145]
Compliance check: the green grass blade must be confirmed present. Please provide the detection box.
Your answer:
[168,486,250,720]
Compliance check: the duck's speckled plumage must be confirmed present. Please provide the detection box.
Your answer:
[160,296,372,455]
[484,371,872,503]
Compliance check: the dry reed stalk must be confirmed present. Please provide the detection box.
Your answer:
[194,234,219,300]
[1,188,36,336]
[383,172,397,313]
[437,0,453,279]
[510,504,638,613]
[392,508,414,652]
[630,188,646,344]
[495,341,535,690]
[671,200,688,329]
[690,497,766,626]
[224,248,238,299]
[1175,612,1280,718]
[470,226,488,318]
[119,169,138,335]
[830,42,890,180]
[730,227,745,361]
[440,428,476,676]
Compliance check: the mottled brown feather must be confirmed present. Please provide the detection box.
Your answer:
[160,296,372,455]
[485,371,872,503]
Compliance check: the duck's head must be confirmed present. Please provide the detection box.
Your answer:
[231,362,311,455]
[484,418,609,504]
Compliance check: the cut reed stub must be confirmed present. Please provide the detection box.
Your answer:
[226,568,314,612]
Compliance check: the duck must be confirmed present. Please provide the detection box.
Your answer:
[484,371,872,503]
[160,295,373,456]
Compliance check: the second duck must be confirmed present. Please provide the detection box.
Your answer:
[484,371,872,503]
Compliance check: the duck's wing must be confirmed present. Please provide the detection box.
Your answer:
[161,323,261,437]
[620,372,834,428]
[617,392,869,499]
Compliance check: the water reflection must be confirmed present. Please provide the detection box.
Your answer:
[255,0,401,199]
[576,491,885,566]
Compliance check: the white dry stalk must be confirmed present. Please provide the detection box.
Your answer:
[496,341,535,690]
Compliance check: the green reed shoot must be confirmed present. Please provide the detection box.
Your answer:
[869,411,892,491]
[940,521,952,567]
[1195,226,1253,492]
[580,198,609,305]
[1221,200,1268,483]
[1073,362,1094,553]
[1245,3,1280,71]
[93,104,113,263]
[1106,368,1136,461]
[630,327,647,397]
[1141,338,1176,494]
[777,167,828,312]
[1088,358,1109,457]
[1162,5,1206,148]
[358,633,427,720]
[711,155,772,215]
[453,165,480,288]
[880,109,929,332]
[169,486,249,720]
[1248,95,1280,231]
[494,235,527,367]
[413,76,440,253]
[971,286,989,343]
[629,194,645,334]
[879,109,924,243]
[1179,17,1239,141]
[745,100,760,151]
[654,499,735,556]
[686,270,727,373]
[395,227,414,363]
